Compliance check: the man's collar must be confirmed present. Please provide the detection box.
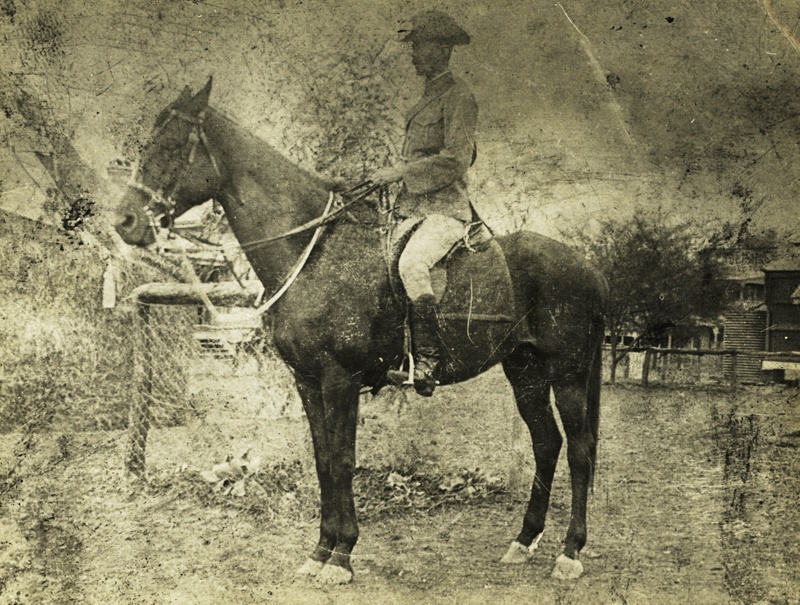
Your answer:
[423,70,455,98]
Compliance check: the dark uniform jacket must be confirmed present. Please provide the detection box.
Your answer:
[397,72,478,222]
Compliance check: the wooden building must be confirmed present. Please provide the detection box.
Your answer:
[762,258,800,381]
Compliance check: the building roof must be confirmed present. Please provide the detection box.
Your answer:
[763,243,800,272]
[764,259,800,272]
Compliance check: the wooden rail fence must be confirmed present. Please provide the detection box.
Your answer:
[620,347,739,387]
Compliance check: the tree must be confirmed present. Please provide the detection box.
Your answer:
[287,50,404,186]
[702,186,779,279]
[571,209,727,383]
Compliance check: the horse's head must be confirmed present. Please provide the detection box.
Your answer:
[114,77,222,246]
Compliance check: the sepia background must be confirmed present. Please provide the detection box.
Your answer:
[0,1,798,603]
[2,0,800,234]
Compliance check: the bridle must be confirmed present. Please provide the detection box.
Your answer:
[127,106,380,250]
[127,107,222,235]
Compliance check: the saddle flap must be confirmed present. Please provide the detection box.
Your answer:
[437,237,516,323]
[387,217,524,333]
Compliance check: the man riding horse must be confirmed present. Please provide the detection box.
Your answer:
[372,10,478,397]
[113,11,606,578]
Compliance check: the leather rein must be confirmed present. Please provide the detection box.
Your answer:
[129,107,380,250]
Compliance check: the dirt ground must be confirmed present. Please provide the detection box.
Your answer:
[0,367,798,605]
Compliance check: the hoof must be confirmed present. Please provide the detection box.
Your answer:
[551,554,584,580]
[500,541,534,564]
[295,558,325,578]
[316,563,354,585]
[500,532,543,564]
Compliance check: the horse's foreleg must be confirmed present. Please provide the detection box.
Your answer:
[314,363,362,585]
[294,378,337,578]
[551,381,594,580]
[501,349,561,564]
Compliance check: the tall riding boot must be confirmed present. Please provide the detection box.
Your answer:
[411,293,441,397]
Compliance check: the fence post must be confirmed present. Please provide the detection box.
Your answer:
[729,351,738,389]
[126,301,153,478]
[642,348,651,387]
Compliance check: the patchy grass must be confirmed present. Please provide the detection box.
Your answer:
[0,372,798,604]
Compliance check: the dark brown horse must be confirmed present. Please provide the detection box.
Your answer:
[114,79,608,584]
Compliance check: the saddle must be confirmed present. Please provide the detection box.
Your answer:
[385,217,529,381]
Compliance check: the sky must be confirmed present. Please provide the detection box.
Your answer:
[1,0,799,240]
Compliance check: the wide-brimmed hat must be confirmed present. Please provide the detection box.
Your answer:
[399,10,470,45]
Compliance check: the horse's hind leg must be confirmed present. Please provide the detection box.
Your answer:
[550,378,596,580]
[500,345,562,564]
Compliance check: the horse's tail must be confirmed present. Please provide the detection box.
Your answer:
[587,311,604,491]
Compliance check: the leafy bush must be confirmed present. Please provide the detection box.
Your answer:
[170,452,506,525]
[0,213,165,432]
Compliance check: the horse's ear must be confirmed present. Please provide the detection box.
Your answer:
[179,86,192,102]
[188,77,212,111]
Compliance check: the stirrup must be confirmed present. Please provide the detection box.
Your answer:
[386,353,416,386]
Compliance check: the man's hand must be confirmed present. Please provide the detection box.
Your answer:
[371,165,405,185]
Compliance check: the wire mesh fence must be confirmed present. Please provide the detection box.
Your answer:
[125,283,301,477]
[126,302,195,475]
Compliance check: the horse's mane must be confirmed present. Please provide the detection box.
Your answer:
[207,106,341,194]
